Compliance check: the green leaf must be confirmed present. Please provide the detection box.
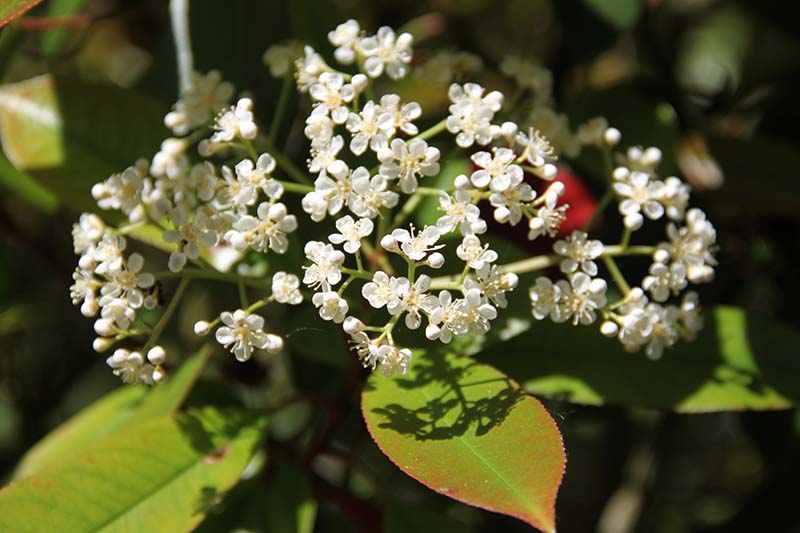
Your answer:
[480,306,800,412]
[0,149,58,213]
[0,407,267,532]
[264,462,317,533]
[0,0,44,28]
[0,74,163,212]
[125,344,215,426]
[40,0,86,57]
[13,386,147,479]
[583,0,642,30]
[362,350,565,533]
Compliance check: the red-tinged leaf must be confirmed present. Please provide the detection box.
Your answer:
[0,0,44,28]
[361,350,565,533]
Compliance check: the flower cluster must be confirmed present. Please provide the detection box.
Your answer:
[70,19,718,385]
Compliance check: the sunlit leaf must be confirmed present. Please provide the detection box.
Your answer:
[480,306,800,412]
[362,350,565,533]
[0,407,267,532]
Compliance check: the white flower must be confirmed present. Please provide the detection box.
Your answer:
[358,26,413,79]
[470,148,523,192]
[462,287,498,335]
[218,165,256,212]
[346,101,393,155]
[98,295,135,330]
[302,163,359,220]
[72,213,105,256]
[362,271,402,310]
[310,72,355,124]
[271,271,303,305]
[225,202,297,254]
[427,291,468,343]
[613,170,665,227]
[349,173,399,218]
[528,188,568,240]
[92,233,127,276]
[378,138,440,194]
[328,19,361,64]
[150,138,189,179]
[391,225,443,261]
[312,290,349,323]
[302,241,345,288]
[472,264,518,309]
[71,268,99,316]
[516,127,556,167]
[678,291,703,341]
[457,235,498,270]
[658,176,690,222]
[446,82,502,147]
[377,345,412,377]
[163,208,218,272]
[489,178,535,225]
[529,277,562,321]
[100,253,154,309]
[554,231,604,276]
[235,153,283,200]
[210,98,257,143]
[555,273,607,325]
[436,190,485,235]
[189,162,219,202]
[164,70,234,135]
[394,275,436,329]
[305,105,334,148]
[378,93,421,136]
[216,309,281,361]
[328,215,373,253]
[263,41,302,78]
[642,303,680,359]
[308,134,346,177]
[106,349,162,385]
[642,261,687,302]
[295,45,325,93]
[92,161,147,221]
[659,208,717,283]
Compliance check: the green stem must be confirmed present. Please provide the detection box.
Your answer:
[620,227,632,250]
[153,268,270,289]
[413,119,448,142]
[603,256,631,294]
[582,189,615,232]
[241,138,259,160]
[392,193,424,228]
[237,279,250,308]
[143,277,190,352]
[341,267,372,281]
[415,186,445,196]
[264,139,312,185]
[268,74,293,145]
[278,180,314,194]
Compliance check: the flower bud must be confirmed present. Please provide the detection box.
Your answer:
[128,351,144,365]
[546,181,565,197]
[425,324,441,341]
[380,234,398,252]
[600,320,619,337]
[147,345,167,365]
[653,249,670,264]
[453,174,471,190]
[500,272,519,290]
[92,337,114,353]
[81,298,99,317]
[265,333,284,353]
[94,318,116,337]
[351,73,368,93]
[612,166,630,181]
[343,316,364,334]
[603,127,621,147]
[426,252,445,269]
[494,206,511,224]
[642,147,662,167]
[624,213,643,231]
[152,366,166,383]
[539,163,558,180]
[628,287,645,301]
[194,320,211,336]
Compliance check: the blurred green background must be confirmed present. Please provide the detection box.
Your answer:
[1,0,799,531]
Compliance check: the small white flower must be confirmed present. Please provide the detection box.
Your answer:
[528,189,568,240]
[215,309,277,361]
[271,271,303,305]
[329,215,374,254]
[263,41,303,78]
[554,231,604,276]
[377,345,412,377]
[379,94,421,136]
[358,26,413,79]
[659,208,717,283]
[92,161,147,221]
[235,153,283,200]
[555,273,607,326]
[658,176,690,222]
[349,173,399,218]
[164,70,234,135]
[362,271,402,310]
[378,138,440,194]
[305,105,334,148]
[436,190,485,235]
[98,295,135,331]
[310,72,355,124]
[150,138,189,179]
[210,98,257,143]
[427,290,468,343]
[308,134,346,177]
[302,163,358,220]
[470,148,523,192]
[457,235,498,270]
[489,178,535,225]
[346,101,393,155]
[391,225,443,261]
[106,349,161,385]
[163,208,218,272]
[446,82,502,147]
[302,241,345,288]
[72,213,106,256]
[295,45,325,93]
[71,268,99,316]
[516,126,556,170]
[394,275,436,329]
[92,233,127,276]
[472,264,518,309]
[225,202,297,254]
[100,253,155,309]
[328,19,361,64]
[312,290,349,323]
[613,171,665,225]
[529,277,562,321]
[678,291,703,341]
[643,303,680,359]
[642,261,687,302]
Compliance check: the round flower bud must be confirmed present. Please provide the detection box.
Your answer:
[600,320,619,337]
[612,166,630,181]
[500,272,519,290]
[539,164,558,180]
[380,234,398,252]
[653,248,670,264]
[147,345,167,365]
[471,219,488,234]
[624,213,643,231]
[453,174,471,190]
[351,73,368,93]
[265,333,284,353]
[128,351,144,365]
[494,206,511,224]
[194,320,211,336]
[628,287,645,301]
[144,294,158,310]
[94,318,116,337]
[81,298,99,317]
[603,127,621,147]
[343,316,364,334]
[642,147,662,167]
[107,349,128,366]
[92,336,114,353]
[152,366,166,383]
[546,181,565,197]
[426,252,445,269]
[425,323,441,341]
